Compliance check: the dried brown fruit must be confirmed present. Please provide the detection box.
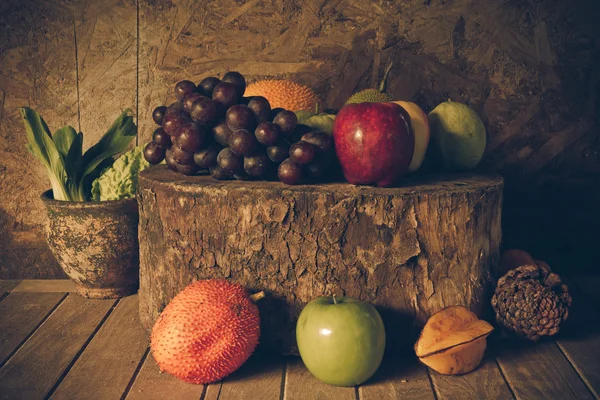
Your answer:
[497,249,536,277]
[415,306,494,375]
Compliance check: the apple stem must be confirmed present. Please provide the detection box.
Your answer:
[332,294,338,304]
[250,291,266,302]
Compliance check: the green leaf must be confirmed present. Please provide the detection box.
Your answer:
[65,132,84,200]
[53,126,77,158]
[81,109,137,179]
[20,107,70,201]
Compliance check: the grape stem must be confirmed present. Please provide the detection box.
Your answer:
[250,291,266,302]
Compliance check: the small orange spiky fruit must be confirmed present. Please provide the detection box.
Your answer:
[244,79,318,111]
[150,279,262,384]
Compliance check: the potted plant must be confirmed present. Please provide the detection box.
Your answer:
[21,107,148,299]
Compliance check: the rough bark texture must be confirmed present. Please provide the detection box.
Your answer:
[138,166,503,354]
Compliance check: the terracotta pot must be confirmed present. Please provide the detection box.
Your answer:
[40,190,139,299]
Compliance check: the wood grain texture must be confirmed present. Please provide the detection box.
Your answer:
[138,167,503,354]
[359,358,435,400]
[285,357,355,400]
[12,279,76,293]
[0,295,115,400]
[204,382,222,400]
[429,356,514,400]
[0,280,21,296]
[554,279,600,398]
[497,339,594,400]
[0,0,77,279]
[126,350,206,400]
[0,292,65,365]
[213,353,283,400]
[74,0,138,150]
[51,295,148,400]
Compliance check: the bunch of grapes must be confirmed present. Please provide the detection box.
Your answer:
[143,72,337,185]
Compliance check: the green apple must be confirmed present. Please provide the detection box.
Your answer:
[296,295,386,386]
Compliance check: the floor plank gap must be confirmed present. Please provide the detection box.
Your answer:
[494,358,517,400]
[43,297,121,400]
[0,292,9,303]
[355,385,360,400]
[553,340,598,399]
[0,293,69,371]
[426,368,439,400]
[120,346,151,400]
[199,384,207,400]
[279,358,287,400]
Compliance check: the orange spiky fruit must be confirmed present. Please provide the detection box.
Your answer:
[150,279,262,384]
[244,80,318,111]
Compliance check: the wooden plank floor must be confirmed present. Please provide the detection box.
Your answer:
[0,280,598,400]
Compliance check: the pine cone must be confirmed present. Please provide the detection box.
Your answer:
[491,264,572,341]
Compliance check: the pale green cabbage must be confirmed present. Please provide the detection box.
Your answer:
[91,147,150,201]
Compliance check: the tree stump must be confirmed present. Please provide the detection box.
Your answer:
[138,165,503,355]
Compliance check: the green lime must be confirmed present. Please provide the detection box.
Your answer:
[428,100,486,170]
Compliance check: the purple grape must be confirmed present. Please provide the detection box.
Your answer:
[278,158,303,185]
[222,71,246,96]
[163,111,191,136]
[175,80,197,101]
[193,146,220,169]
[289,141,316,164]
[152,128,172,148]
[165,101,184,115]
[229,129,257,156]
[152,106,167,125]
[190,97,217,126]
[217,148,243,174]
[244,152,270,177]
[247,96,271,124]
[176,122,205,153]
[183,92,205,114]
[198,77,221,97]
[255,122,280,146]
[270,107,285,120]
[267,143,289,163]
[172,145,195,165]
[226,105,255,131]
[176,162,199,176]
[301,131,332,152]
[212,82,241,108]
[273,110,297,135]
[212,120,233,147]
[143,142,166,164]
[210,165,233,180]
[165,148,178,171]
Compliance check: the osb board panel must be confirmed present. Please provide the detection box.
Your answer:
[0,0,77,278]
[74,0,138,149]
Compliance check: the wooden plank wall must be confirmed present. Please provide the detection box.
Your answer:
[1,0,599,278]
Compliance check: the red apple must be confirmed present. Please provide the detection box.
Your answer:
[333,102,414,187]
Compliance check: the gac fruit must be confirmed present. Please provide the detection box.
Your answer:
[150,279,262,384]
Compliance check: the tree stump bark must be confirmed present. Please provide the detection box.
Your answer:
[138,165,503,355]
